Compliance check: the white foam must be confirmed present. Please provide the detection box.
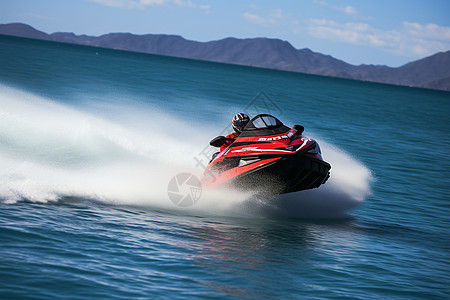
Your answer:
[249,143,374,218]
[0,85,207,204]
[0,85,373,218]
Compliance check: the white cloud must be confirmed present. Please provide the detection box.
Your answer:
[402,22,450,42]
[344,6,357,16]
[335,5,360,17]
[243,12,267,26]
[314,1,373,20]
[141,0,166,5]
[173,0,195,8]
[306,19,450,58]
[243,8,287,27]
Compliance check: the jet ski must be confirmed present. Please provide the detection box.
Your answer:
[202,114,331,194]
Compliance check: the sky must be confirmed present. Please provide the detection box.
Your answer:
[1,0,450,67]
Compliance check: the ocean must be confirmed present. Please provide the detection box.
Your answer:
[0,35,449,299]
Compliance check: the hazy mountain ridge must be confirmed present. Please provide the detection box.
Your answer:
[1,23,449,92]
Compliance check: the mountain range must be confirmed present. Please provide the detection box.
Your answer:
[1,23,449,92]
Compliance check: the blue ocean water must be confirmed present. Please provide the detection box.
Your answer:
[0,35,449,299]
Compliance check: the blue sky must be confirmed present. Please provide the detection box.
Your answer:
[2,0,450,66]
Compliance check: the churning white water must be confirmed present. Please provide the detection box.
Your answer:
[0,85,372,218]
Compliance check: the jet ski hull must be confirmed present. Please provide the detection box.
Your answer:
[203,153,330,194]
[203,114,331,194]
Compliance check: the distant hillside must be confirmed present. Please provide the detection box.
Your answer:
[1,23,449,92]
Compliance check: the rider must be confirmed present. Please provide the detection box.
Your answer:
[220,113,250,152]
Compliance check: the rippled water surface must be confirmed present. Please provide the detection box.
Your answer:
[1,35,449,299]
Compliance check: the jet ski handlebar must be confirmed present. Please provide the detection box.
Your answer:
[210,136,231,147]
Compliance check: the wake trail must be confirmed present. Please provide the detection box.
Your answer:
[0,85,372,218]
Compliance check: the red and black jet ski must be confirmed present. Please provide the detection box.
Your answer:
[202,114,331,194]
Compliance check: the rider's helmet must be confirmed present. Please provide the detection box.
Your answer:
[232,113,250,134]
